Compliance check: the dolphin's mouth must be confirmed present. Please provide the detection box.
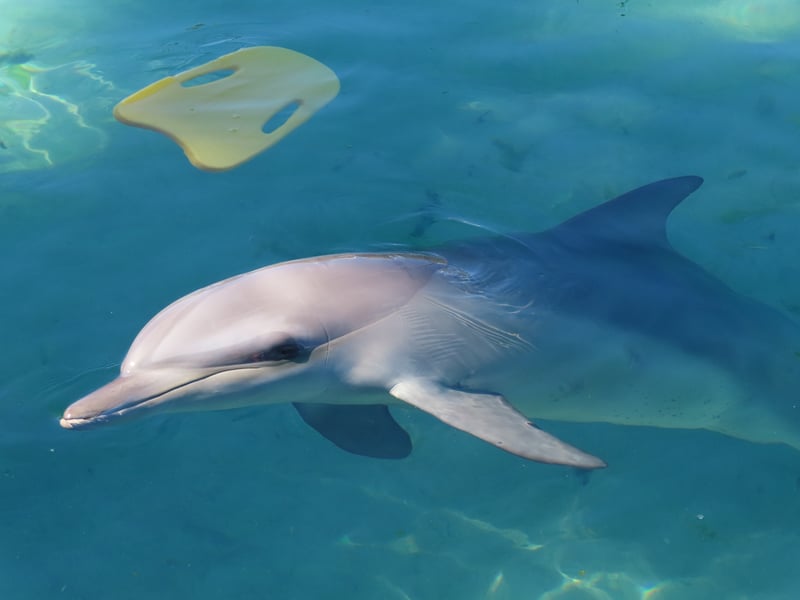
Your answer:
[59,414,111,429]
[59,393,165,430]
[58,369,220,430]
[59,362,299,430]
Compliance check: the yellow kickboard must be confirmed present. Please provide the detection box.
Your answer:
[113,46,340,171]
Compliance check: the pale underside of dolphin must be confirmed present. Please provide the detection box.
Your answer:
[60,177,800,469]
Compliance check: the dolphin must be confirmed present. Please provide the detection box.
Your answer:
[60,177,800,469]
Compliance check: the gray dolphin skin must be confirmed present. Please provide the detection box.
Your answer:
[60,177,800,469]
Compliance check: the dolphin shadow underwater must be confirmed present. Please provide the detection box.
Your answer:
[61,177,800,468]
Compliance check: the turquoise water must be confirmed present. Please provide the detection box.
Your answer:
[3,1,800,598]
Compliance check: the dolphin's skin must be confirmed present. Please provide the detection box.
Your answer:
[60,177,800,468]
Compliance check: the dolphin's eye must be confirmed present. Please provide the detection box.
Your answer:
[247,342,301,363]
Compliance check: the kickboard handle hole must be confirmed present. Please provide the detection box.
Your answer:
[181,68,236,87]
[262,100,301,134]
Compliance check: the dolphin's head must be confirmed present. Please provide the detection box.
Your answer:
[60,253,444,429]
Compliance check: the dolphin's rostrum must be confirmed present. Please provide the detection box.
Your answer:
[61,177,800,469]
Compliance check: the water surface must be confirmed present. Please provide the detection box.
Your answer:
[2,1,800,598]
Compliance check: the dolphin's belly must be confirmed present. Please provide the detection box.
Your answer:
[455,308,800,451]
[464,312,743,431]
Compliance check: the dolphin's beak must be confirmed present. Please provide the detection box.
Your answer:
[60,371,202,429]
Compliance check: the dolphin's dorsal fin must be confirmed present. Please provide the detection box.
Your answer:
[390,379,606,469]
[548,176,703,248]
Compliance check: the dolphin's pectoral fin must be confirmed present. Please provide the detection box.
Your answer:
[389,380,606,469]
[293,403,412,459]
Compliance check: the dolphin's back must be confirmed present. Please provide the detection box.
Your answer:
[440,177,800,449]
